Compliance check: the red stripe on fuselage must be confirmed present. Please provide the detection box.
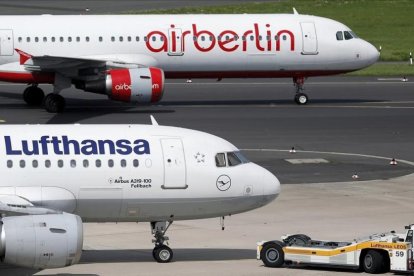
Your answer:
[0,71,54,83]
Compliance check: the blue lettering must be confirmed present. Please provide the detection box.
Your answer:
[5,136,22,155]
[4,136,150,156]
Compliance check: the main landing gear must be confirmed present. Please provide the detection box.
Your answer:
[151,221,174,263]
[22,84,66,113]
[293,76,309,105]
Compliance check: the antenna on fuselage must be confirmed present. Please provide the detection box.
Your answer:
[150,115,159,126]
[293,7,299,15]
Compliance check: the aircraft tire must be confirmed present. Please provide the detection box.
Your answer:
[44,94,66,113]
[23,86,45,106]
[294,93,308,105]
[261,243,284,267]
[153,245,173,263]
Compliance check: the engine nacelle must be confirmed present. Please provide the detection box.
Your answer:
[77,67,165,103]
[0,213,83,269]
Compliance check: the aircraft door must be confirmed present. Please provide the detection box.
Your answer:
[168,27,184,56]
[0,30,14,56]
[161,138,187,189]
[300,22,318,55]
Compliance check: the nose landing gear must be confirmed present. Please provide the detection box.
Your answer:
[151,221,174,263]
[293,76,309,105]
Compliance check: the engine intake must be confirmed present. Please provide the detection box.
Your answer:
[76,67,165,103]
[0,213,83,269]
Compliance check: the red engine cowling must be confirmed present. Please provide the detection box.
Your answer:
[107,68,164,103]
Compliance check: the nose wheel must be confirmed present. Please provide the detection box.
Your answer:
[293,77,309,105]
[151,221,174,263]
[294,93,309,105]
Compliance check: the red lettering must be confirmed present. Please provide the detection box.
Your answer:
[146,31,168,52]
[182,30,191,52]
[254,23,265,51]
[242,30,254,51]
[192,24,215,52]
[266,24,271,51]
[218,30,239,52]
[276,30,295,51]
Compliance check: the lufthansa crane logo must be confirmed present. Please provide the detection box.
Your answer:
[216,175,231,191]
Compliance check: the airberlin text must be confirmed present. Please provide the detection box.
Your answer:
[4,136,150,156]
[145,23,295,53]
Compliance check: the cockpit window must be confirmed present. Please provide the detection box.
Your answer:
[344,31,353,40]
[215,151,250,167]
[215,153,226,167]
[349,31,358,38]
[336,31,343,41]
[227,152,242,166]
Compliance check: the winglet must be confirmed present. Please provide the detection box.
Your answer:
[150,115,159,126]
[15,48,32,65]
[293,7,299,15]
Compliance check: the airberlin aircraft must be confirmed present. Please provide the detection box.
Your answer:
[0,10,379,112]
[0,119,280,268]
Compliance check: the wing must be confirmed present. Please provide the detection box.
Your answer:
[0,194,60,216]
[15,48,159,81]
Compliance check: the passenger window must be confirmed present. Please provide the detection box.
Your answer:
[119,36,123,42]
[76,36,80,42]
[108,159,114,168]
[121,159,127,167]
[60,37,64,42]
[32,160,38,168]
[152,36,156,42]
[70,159,76,168]
[86,36,90,42]
[250,35,254,41]
[68,37,72,42]
[51,37,56,42]
[20,160,25,168]
[227,152,242,167]
[99,36,103,42]
[226,35,230,41]
[144,36,147,42]
[83,159,89,168]
[96,159,101,167]
[336,31,343,41]
[35,37,39,42]
[283,35,287,41]
[133,159,139,167]
[43,37,47,42]
[7,160,12,168]
[127,36,131,42]
[45,160,51,168]
[136,36,139,42]
[111,36,115,42]
[58,160,63,168]
[258,35,262,41]
[18,37,22,42]
[201,36,205,41]
[26,37,30,42]
[215,153,226,167]
[344,31,353,40]
[274,35,278,41]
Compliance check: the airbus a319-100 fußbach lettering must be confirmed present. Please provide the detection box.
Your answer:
[0,10,379,112]
[0,120,280,268]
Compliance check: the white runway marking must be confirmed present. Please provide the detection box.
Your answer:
[241,148,414,167]
[0,120,6,123]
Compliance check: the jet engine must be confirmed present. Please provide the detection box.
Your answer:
[75,67,165,103]
[0,213,83,269]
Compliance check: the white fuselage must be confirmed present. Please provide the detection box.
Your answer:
[0,124,280,222]
[0,14,379,80]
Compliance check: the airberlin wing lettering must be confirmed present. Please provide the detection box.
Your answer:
[145,23,295,53]
[4,136,150,156]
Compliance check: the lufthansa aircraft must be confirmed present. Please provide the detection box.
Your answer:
[0,11,379,112]
[0,120,280,268]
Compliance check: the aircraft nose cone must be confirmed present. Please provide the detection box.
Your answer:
[365,41,380,65]
[263,169,281,202]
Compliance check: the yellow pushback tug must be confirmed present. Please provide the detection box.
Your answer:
[257,224,414,274]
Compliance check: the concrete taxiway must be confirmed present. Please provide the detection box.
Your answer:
[0,76,413,276]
